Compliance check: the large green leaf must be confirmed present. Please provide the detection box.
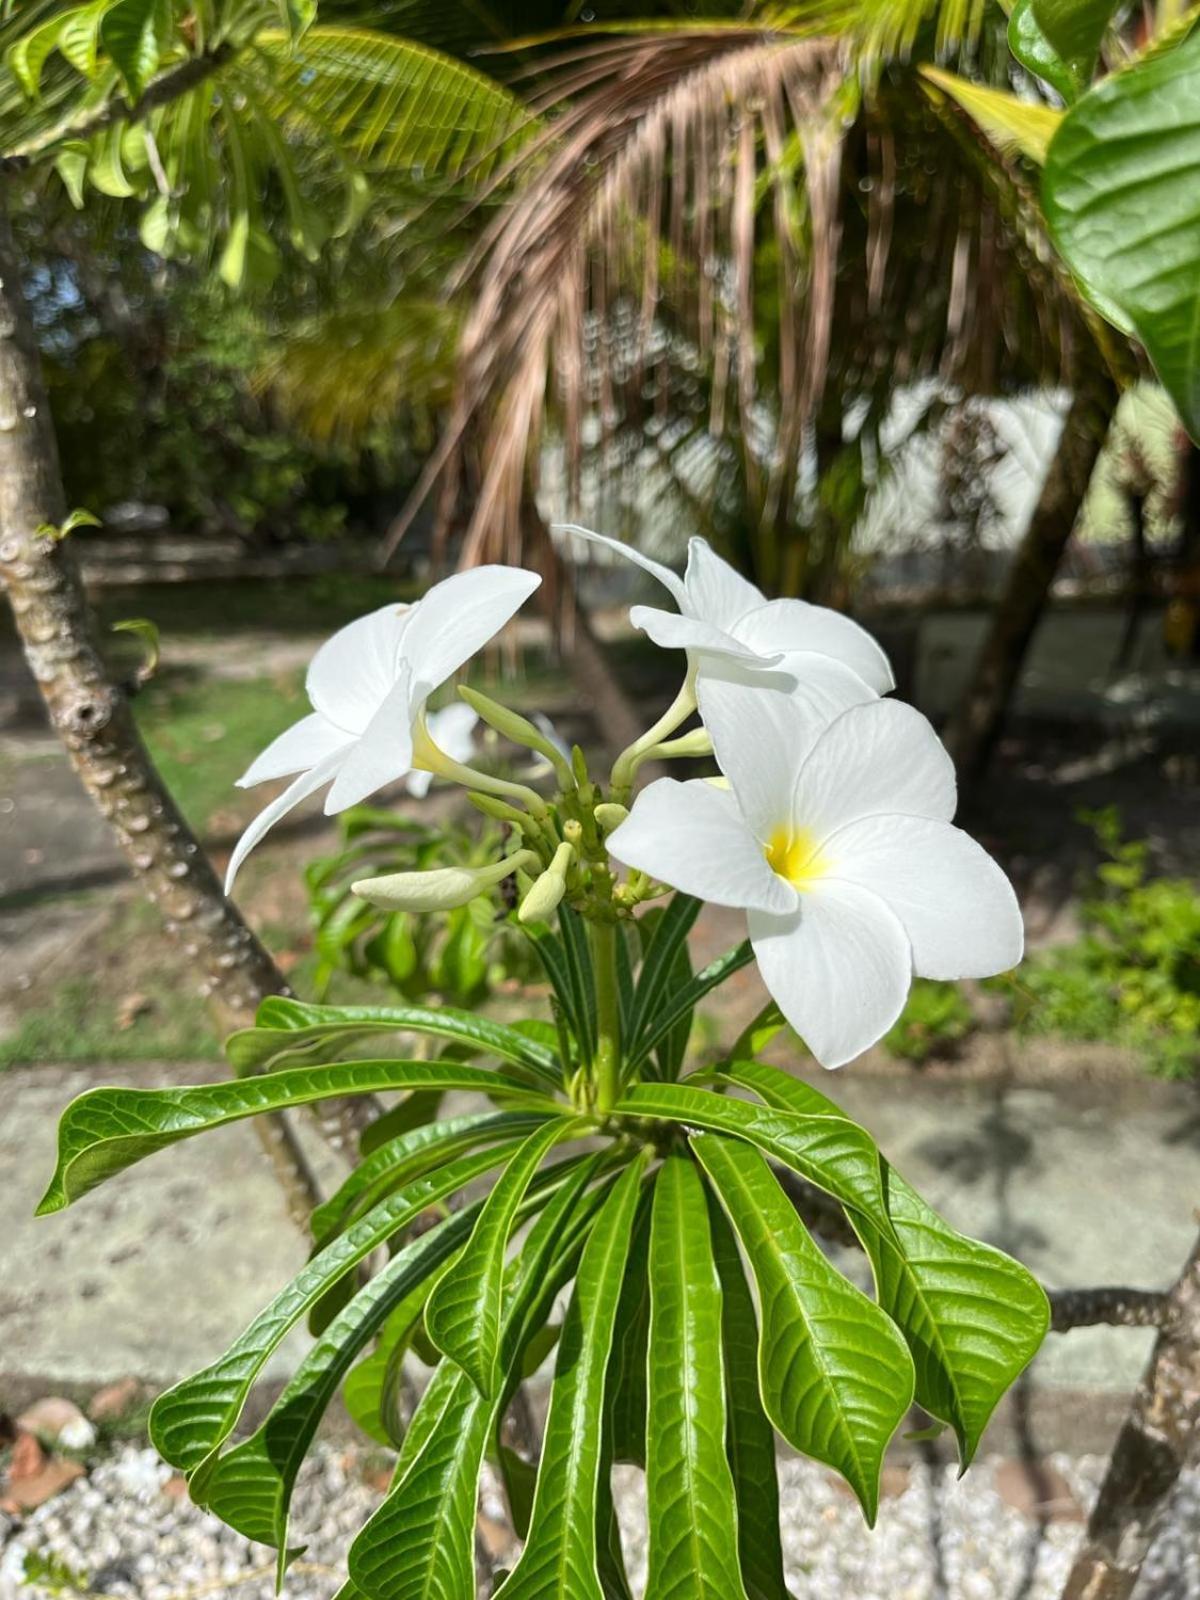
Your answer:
[148,1142,525,1475]
[1008,0,1085,102]
[98,0,163,99]
[1031,0,1118,77]
[693,1135,914,1524]
[644,1153,747,1600]
[343,1263,455,1448]
[705,1189,792,1600]
[348,1157,610,1600]
[1043,33,1200,440]
[310,1109,552,1247]
[426,1117,582,1396]
[493,1155,649,1600]
[605,1191,653,1468]
[198,1211,472,1569]
[37,1059,550,1213]
[726,1059,1051,1463]
[227,996,561,1085]
[615,1082,885,1224]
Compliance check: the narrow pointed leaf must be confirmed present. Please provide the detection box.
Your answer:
[149,1143,524,1474]
[724,1059,1050,1464]
[493,1155,649,1600]
[706,1188,793,1600]
[605,1191,653,1467]
[693,1135,914,1524]
[615,1082,885,1224]
[427,1117,582,1396]
[921,67,1062,165]
[645,1153,747,1600]
[38,1060,550,1213]
[628,893,701,1050]
[343,1266,452,1447]
[627,945,755,1072]
[556,904,596,1063]
[228,996,561,1085]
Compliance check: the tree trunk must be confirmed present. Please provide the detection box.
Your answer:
[0,190,332,1223]
[1061,1234,1200,1600]
[943,373,1119,783]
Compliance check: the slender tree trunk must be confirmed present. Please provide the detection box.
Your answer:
[1061,1234,1200,1600]
[0,190,338,1223]
[943,372,1119,783]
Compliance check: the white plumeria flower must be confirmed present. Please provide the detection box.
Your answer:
[225,566,540,890]
[405,704,479,799]
[557,525,894,726]
[607,684,1023,1068]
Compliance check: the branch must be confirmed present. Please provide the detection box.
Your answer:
[1061,1234,1200,1600]
[2,43,235,172]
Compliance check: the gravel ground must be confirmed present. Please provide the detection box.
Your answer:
[1,1444,1197,1600]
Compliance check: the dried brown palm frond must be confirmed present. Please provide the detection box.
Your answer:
[378,24,1104,597]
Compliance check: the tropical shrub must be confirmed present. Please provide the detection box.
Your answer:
[883,978,976,1064]
[39,534,1048,1598]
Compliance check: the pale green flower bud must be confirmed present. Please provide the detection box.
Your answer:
[458,687,574,788]
[354,851,536,913]
[593,802,629,833]
[517,842,574,925]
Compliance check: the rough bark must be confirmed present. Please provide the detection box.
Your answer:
[0,190,352,1223]
[1061,1236,1200,1600]
[943,372,1120,784]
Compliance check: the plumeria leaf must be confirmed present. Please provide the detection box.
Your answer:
[37,1061,549,1213]
[723,1059,1049,1464]
[149,1143,525,1476]
[644,1153,747,1600]
[706,1187,793,1600]
[311,1110,550,1247]
[98,0,162,99]
[198,1210,472,1555]
[493,1156,649,1600]
[693,1135,914,1524]
[343,1270,451,1447]
[605,1190,653,1467]
[523,921,589,1062]
[227,996,561,1087]
[348,1157,610,1600]
[627,944,755,1072]
[1043,32,1200,440]
[426,1117,582,1396]
[615,1082,886,1224]
[556,904,597,1063]
[627,893,701,1052]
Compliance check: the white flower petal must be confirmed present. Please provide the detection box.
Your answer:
[683,537,765,630]
[748,881,912,1069]
[225,749,348,893]
[324,667,416,814]
[405,768,434,798]
[731,598,895,693]
[306,604,411,735]
[695,664,873,841]
[791,699,958,841]
[607,778,796,914]
[628,605,766,661]
[825,814,1024,979]
[554,523,687,606]
[401,566,541,704]
[235,713,354,788]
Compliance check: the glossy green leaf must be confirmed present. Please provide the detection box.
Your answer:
[1031,0,1117,77]
[605,1190,653,1467]
[627,944,755,1073]
[349,1157,610,1600]
[37,1059,549,1214]
[524,921,589,1065]
[1043,33,1200,440]
[628,894,701,1051]
[311,1109,550,1247]
[706,1188,792,1600]
[557,904,597,1063]
[359,1089,444,1156]
[645,1154,747,1600]
[921,67,1063,165]
[693,1135,914,1524]
[493,1155,649,1600]
[7,10,77,98]
[1008,0,1085,102]
[726,1058,1052,1463]
[343,1269,448,1447]
[148,1143,524,1475]
[99,0,160,99]
[616,1082,885,1224]
[227,996,560,1086]
[426,1117,582,1396]
[198,1211,470,1560]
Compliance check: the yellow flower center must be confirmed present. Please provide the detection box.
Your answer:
[765,825,829,888]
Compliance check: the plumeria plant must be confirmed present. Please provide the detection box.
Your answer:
[38,532,1048,1600]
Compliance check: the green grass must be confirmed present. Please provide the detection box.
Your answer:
[0,972,219,1067]
[133,666,309,834]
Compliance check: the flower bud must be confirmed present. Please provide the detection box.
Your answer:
[517,842,574,925]
[457,687,574,787]
[563,818,584,847]
[354,851,536,913]
[593,802,629,833]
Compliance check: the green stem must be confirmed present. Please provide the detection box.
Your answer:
[590,919,621,1114]
[609,674,697,797]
